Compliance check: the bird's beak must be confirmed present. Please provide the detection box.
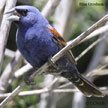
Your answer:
[5,7,21,21]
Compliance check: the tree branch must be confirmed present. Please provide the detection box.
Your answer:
[0,0,17,73]
[0,87,107,99]
[0,88,77,99]
[0,0,6,15]
[4,48,15,58]
[75,34,107,61]
[0,50,23,93]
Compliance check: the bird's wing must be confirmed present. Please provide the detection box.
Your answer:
[48,25,76,65]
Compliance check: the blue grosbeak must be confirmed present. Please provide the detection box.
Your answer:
[6,6,104,97]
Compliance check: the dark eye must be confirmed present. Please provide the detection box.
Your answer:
[17,9,28,16]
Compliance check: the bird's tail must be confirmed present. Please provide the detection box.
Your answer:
[72,74,104,97]
[61,70,104,97]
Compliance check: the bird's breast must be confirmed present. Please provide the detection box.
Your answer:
[16,29,58,67]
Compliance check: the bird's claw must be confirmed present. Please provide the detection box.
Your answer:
[25,79,36,85]
[24,75,36,85]
[48,56,59,70]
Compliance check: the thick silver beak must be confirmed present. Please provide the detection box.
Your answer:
[5,7,20,21]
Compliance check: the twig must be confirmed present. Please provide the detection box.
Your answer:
[0,86,108,99]
[0,0,17,73]
[86,64,108,77]
[58,82,72,89]
[0,88,78,99]
[14,63,32,78]
[4,48,15,58]
[75,34,107,61]
[0,0,6,15]
[67,23,108,45]
[0,50,23,93]
[87,69,108,77]
[29,63,49,81]
[101,56,108,64]
[0,83,25,108]
[39,76,58,108]
[81,24,108,43]
[45,77,59,89]
[86,35,107,73]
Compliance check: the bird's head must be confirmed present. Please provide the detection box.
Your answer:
[5,6,43,27]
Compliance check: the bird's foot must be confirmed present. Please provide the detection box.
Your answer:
[48,56,59,70]
[24,75,36,85]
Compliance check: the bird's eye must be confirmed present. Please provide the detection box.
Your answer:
[17,9,28,16]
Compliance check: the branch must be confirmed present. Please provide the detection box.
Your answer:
[86,64,108,77]
[0,0,17,73]
[38,76,58,108]
[0,87,108,99]
[87,69,108,77]
[75,33,107,61]
[81,24,108,43]
[0,88,78,99]
[14,63,32,78]
[4,48,15,58]
[0,83,25,108]
[0,50,23,93]
[67,22,108,46]
[101,56,108,64]
[58,82,72,89]
[0,0,6,15]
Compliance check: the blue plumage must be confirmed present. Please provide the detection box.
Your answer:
[16,23,59,68]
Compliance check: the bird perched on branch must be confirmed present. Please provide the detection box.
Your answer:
[6,6,104,97]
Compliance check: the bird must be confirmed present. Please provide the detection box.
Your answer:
[6,5,104,97]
